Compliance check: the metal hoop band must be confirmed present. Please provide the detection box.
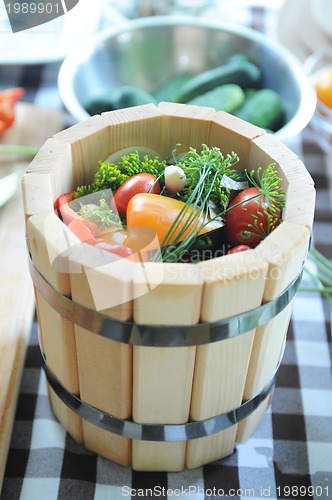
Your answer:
[41,349,279,442]
[29,254,302,347]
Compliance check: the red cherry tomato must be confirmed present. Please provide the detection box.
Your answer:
[54,191,99,235]
[227,244,252,254]
[68,219,95,242]
[54,192,81,225]
[225,186,281,248]
[93,240,133,258]
[111,173,160,216]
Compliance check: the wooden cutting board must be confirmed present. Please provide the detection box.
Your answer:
[0,103,63,492]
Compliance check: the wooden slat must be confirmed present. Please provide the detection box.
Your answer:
[53,115,112,188]
[102,104,163,157]
[237,221,310,442]
[209,111,266,171]
[158,102,215,159]
[248,134,315,230]
[22,138,73,218]
[132,262,203,471]
[283,184,316,231]
[236,132,313,443]
[26,212,84,443]
[186,251,268,469]
[68,242,133,466]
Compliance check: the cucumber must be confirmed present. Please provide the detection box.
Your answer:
[187,83,245,112]
[244,88,259,99]
[174,60,262,103]
[154,73,192,102]
[233,88,284,131]
[84,86,157,115]
[226,53,250,64]
[107,86,158,110]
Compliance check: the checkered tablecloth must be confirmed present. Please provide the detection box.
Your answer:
[1,3,332,500]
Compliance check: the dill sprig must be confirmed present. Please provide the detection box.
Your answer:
[78,198,123,229]
[175,144,239,207]
[238,163,285,242]
[246,163,285,213]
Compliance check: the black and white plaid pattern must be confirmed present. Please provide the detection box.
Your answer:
[1,3,332,499]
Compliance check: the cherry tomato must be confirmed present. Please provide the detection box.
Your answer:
[314,68,332,109]
[54,192,80,225]
[227,244,251,254]
[54,191,99,235]
[111,173,160,215]
[93,241,133,258]
[68,219,95,242]
[225,186,281,248]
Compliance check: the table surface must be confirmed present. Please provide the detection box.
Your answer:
[1,3,332,500]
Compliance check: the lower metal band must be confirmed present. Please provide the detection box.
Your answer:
[29,254,302,347]
[41,349,279,442]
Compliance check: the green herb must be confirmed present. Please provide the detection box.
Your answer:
[302,247,332,303]
[174,144,239,208]
[240,163,285,241]
[73,151,166,199]
[74,162,129,198]
[117,151,167,179]
[155,157,284,263]
[246,163,285,213]
[78,198,123,229]
[154,161,223,263]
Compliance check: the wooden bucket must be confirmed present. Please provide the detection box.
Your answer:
[22,103,315,471]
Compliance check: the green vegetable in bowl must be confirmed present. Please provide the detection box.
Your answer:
[233,88,284,131]
[153,73,192,102]
[174,59,262,103]
[187,83,245,112]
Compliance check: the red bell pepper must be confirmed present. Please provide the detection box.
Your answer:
[0,87,25,134]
